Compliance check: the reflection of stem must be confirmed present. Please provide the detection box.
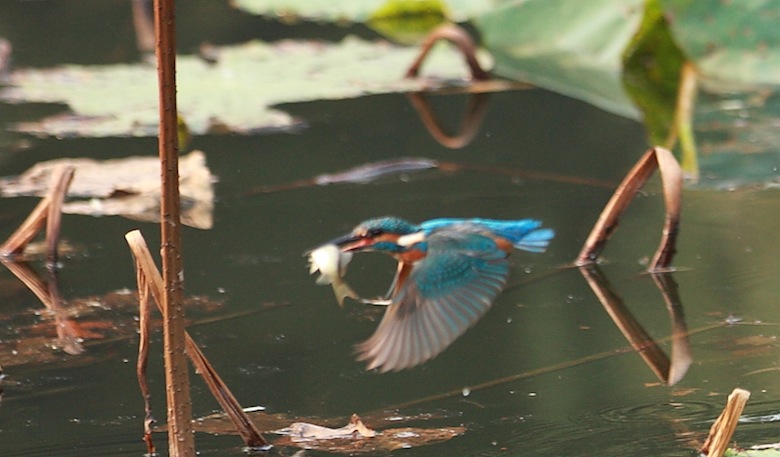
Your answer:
[1,259,84,355]
[580,265,669,382]
[131,0,155,55]
[0,164,79,353]
[406,92,490,149]
[47,268,85,355]
[405,24,490,81]
[650,273,691,386]
[579,265,691,385]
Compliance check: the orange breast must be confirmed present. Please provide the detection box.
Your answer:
[398,247,426,263]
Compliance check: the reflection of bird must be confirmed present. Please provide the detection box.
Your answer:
[324,216,554,372]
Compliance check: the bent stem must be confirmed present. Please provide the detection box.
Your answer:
[575,146,682,272]
[126,230,270,451]
[1,165,74,264]
[405,24,490,81]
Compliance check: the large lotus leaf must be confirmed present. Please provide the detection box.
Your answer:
[0,37,489,138]
[231,0,493,23]
[692,91,780,189]
[661,0,780,91]
[475,0,645,119]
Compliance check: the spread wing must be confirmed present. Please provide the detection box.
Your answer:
[355,230,510,372]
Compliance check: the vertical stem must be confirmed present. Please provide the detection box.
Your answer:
[676,62,699,181]
[154,0,195,455]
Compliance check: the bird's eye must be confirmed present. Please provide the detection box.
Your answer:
[366,228,384,237]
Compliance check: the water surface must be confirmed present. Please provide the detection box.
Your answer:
[2,2,780,456]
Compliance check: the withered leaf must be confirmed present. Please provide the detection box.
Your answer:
[0,151,214,229]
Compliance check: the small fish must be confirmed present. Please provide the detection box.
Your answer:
[308,244,357,307]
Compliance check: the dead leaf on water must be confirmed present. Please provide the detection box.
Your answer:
[0,151,214,229]
[275,414,377,441]
[272,414,464,453]
[192,409,464,453]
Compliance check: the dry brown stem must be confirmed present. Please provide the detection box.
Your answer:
[1,165,74,262]
[576,146,682,271]
[126,230,269,450]
[701,388,750,457]
[153,0,194,454]
[405,24,490,81]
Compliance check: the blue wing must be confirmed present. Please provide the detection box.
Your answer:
[421,218,554,253]
[355,229,510,372]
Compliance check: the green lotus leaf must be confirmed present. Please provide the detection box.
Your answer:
[0,37,490,138]
[475,0,646,119]
[661,0,780,91]
[231,0,492,23]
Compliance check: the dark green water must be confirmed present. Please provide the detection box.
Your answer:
[2,2,780,456]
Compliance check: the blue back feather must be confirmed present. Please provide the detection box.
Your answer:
[420,218,554,253]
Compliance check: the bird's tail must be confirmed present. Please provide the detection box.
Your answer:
[475,219,554,253]
[513,226,555,253]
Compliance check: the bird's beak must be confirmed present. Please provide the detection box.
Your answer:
[304,233,373,256]
[329,233,374,252]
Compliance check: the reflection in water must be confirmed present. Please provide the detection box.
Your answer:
[249,155,615,195]
[406,92,491,149]
[2,259,84,356]
[246,157,439,194]
[578,265,691,386]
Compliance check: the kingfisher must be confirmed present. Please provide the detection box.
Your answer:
[316,216,554,372]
